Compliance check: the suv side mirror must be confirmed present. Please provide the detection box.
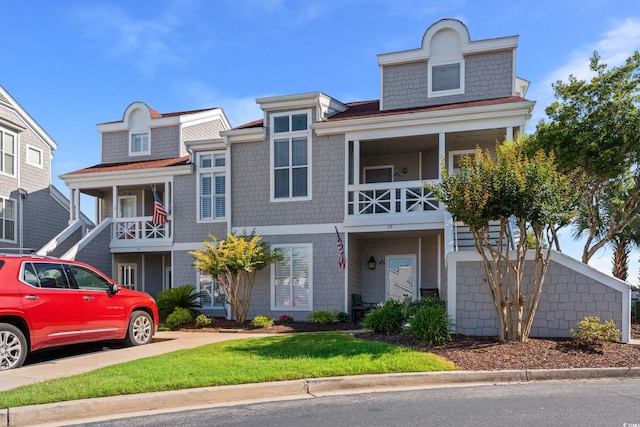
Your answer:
[109,283,120,295]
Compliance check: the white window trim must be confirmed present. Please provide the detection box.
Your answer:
[117,263,137,290]
[0,196,16,243]
[129,129,150,156]
[269,109,312,202]
[270,243,313,311]
[196,151,227,223]
[117,195,137,218]
[26,144,43,168]
[0,128,17,177]
[428,59,465,98]
[363,165,394,183]
[448,149,476,173]
[197,270,225,309]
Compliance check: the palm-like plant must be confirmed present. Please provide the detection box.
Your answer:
[572,180,640,281]
[156,284,202,319]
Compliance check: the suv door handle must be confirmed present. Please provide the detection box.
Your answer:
[83,296,94,301]
[24,295,38,300]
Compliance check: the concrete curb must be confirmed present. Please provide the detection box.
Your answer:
[4,367,640,426]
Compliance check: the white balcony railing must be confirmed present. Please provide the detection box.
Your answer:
[347,180,440,216]
[112,216,171,241]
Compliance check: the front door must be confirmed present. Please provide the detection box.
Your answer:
[385,255,416,302]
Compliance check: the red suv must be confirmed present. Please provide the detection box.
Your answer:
[0,254,159,370]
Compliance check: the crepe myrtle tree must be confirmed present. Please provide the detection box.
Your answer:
[426,137,580,341]
[191,231,283,323]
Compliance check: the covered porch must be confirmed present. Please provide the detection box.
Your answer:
[346,229,445,318]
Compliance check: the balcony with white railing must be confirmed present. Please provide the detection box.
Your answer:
[110,216,172,249]
[345,180,443,227]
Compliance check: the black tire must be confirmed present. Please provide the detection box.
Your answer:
[124,311,153,346]
[0,323,28,370]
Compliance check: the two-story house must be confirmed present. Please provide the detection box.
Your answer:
[58,19,631,341]
[0,85,81,255]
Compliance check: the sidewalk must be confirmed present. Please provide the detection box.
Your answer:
[1,332,640,427]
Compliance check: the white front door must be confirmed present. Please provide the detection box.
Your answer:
[386,255,416,302]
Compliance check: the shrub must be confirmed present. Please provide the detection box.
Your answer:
[156,285,202,318]
[570,316,621,346]
[278,314,294,324]
[407,303,451,346]
[307,310,335,325]
[362,300,405,334]
[195,314,213,328]
[333,311,351,323]
[166,307,193,330]
[251,315,275,328]
[402,297,445,319]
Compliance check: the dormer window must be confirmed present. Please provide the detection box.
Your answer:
[429,59,465,97]
[130,132,150,156]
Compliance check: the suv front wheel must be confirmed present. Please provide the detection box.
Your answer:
[124,311,153,346]
[0,323,27,371]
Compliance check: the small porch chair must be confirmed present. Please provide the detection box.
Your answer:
[351,293,376,322]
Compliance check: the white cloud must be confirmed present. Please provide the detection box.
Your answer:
[69,2,196,74]
[527,17,640,132]
[178,80,264,127]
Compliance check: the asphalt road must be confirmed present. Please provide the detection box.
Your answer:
[74,379,640,427]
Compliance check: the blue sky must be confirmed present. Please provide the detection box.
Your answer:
[2,0,640,282]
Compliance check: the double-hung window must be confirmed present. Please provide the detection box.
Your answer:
[130,132,150,156]
[0,197,15,242]
[0,128,16,176]
[198,152,226,221]
[271,111,311,201]
[271,244,312,310]
[428,59,465,98]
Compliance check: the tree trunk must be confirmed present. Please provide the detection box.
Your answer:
[611,238,630,281]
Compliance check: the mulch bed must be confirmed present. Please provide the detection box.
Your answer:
[179,319,640,371]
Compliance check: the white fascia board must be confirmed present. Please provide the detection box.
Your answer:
[0,115,27,132]
[222,127,265,144]
[0,86,57,150]
[60,164,192,188]
[313,100,536,137]
[185,138,227,151]
[97,115,181,133]
[180,108,232,131]
[377,36,518,66]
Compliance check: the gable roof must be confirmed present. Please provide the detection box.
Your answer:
[0,85,57,150]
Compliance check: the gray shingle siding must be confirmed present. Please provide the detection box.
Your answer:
[101,126,182,163]
[454,259,624,338]
[231,133,344,227]
[172,174,228,244]
[0,105,69,252]
[382,50,514,110]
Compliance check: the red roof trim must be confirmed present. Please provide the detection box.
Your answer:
[67,156,190,175]
[232,96,529,129]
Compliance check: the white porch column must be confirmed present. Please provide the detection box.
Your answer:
[506,126,514,141]
[112,186,118,218]
[353,140,360,185]
[438,133,445,179]
[73,188,81,223]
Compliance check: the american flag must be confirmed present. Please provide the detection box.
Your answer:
[152,187,168,225]
[335,227,346,269]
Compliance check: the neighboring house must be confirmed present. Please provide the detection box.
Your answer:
[58,19,631,341]
[0,85,82,255]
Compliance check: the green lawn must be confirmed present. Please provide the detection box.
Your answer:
[0,333,456,408]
